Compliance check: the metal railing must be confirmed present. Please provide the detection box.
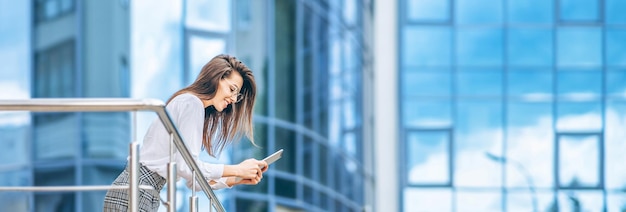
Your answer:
[0,98,226,212]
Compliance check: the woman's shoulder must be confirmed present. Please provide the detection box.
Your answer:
[169,93,203,108]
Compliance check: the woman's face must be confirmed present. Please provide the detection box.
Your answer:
[211,71,244,112]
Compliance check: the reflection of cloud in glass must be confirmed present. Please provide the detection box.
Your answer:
[456,190,501,211]
[408,108,626,191]
[131,0,182,99]
[0,82,30,126]
[409,153,448,183]
[520,92,553,101]
[409,128,503,187]
[455,141,502,186]
[404,188,452,211]
[507,117,553,187]
[328,103,341,147]
[605,108,626,189]
[557,111,602,131]
[559,135,599,187]
[0,81,28,99]
[188,37,226,82]
[558,191,604,212]
[185,0,231,32]
[0,112,29,127]
[343,0,356,25]
[560,92,599,101]
[131,0,183,142]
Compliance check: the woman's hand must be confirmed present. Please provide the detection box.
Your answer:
[223,158,269,186]
[238,159,266,178]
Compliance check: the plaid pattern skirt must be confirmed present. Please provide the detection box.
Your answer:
[103,163,166,212]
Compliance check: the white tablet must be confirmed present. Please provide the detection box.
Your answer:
[261,149,283,168]
[234,149,284,182]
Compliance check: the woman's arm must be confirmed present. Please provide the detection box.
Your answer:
[168,94,267,189]
[222,159,268,186]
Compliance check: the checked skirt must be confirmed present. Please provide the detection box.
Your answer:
[103,163,167,212]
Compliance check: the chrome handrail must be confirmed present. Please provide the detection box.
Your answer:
[0,185,156,192]
[0,98,226,212]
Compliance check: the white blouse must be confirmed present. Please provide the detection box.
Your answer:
[139,93,230,190]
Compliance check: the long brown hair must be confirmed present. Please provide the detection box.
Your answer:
[167,54,256,156]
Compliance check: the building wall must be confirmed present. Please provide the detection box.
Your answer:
[0,0,374,211]
[13,0,130,211]
[0,2,32,210]
[225,0,374,211]
[397,0,626,211]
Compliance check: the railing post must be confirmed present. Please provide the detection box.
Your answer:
[129,142,140,212]
[167,133,177,212]
[189,171,198,212]
[209,195,213,212]
[167,162,177,212]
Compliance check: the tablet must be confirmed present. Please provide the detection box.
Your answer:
[261,149,283,169]
[234,149,284,182]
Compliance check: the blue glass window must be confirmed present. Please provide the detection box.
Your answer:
[403,100,452,128]
[342,98,358,128]
[0,122,30,165]
[507,0,553,23]
[557,70,602,100]
[558,134,602,188]
[506,103,554,188]
[455,100,503,187]
[343,132,357,157]
[455,0,503,24]
[0,171,30,209]
[188,36,226,83]
[456,69,503,96]
[302,138,316,180]
[402,69,452,97]
[556,102,602,132]
[329,103,342,147]
[456,28,503,67]
[406,0,450,22]
[456,191,502,211]
[406,130,450,185]
[507,191,557,212]
[0,0,31,166]
[606,0,626,24]
[605,102,626,189]
[403,27,451,67]
[185,0,231,32]
[507,28,553,66]
[559,0,600,22]
[507,69,553,99]
[35,0,75,23]
[275,127,296,174]
[399,0,626,210]
[342,0,357,25]
[606,28,626,67]
[557,191,604,211]
[606,70,626,98]
[557,27,602,67]
[607,193,626,211]
[404,188,452,211]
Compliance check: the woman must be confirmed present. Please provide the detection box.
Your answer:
[103,54,267,211]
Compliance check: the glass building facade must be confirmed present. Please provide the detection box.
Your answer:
[399,0,626,211]
[0,0,373,211]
